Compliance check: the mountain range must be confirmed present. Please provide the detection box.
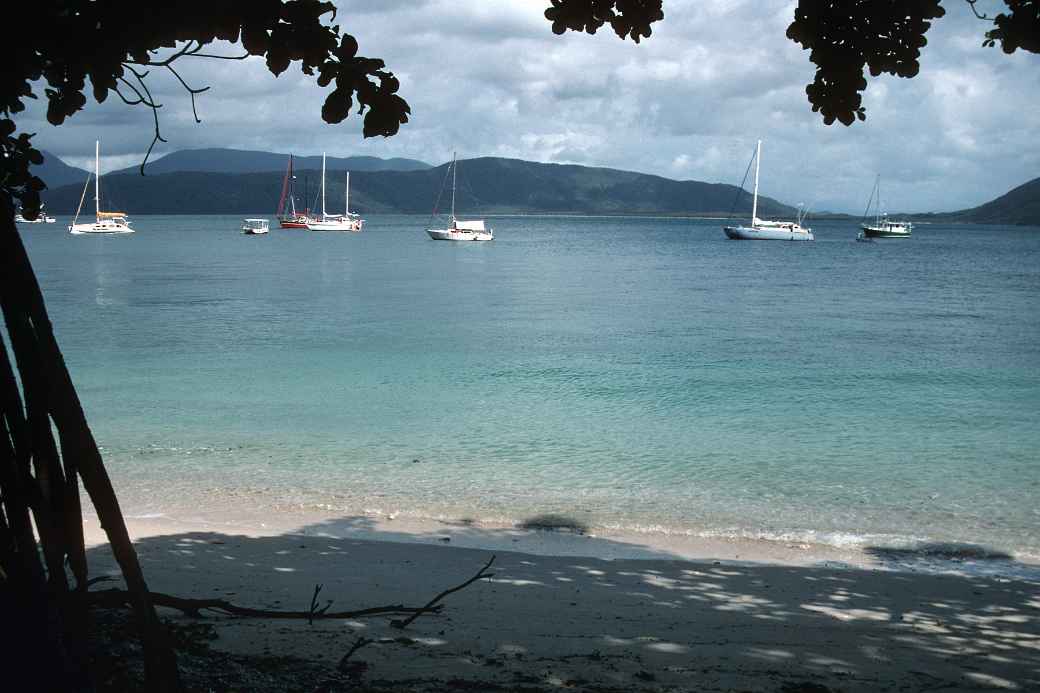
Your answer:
[37,152,792,218]
[33,148,1038,224]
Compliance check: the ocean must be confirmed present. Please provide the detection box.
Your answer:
[20,214,1040,571]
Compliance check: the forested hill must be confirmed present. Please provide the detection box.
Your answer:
[39,156,794,217]
[36,151,91,189]
[110,148,432,175]
[935,176,1040,226]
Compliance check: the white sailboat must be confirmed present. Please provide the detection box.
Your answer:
[69,140,133,235]
[304,153,363,232]
[723,140,813,241]
[860,175,911,238]
[426,153,493,241]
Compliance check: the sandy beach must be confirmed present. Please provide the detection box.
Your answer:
[83,514,1040,692]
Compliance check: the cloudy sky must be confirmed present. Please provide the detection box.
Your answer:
[15,0,1040,213]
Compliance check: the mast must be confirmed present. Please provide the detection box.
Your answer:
[94,139,100,221]
[320,152,327,217]
[345,171,350,214]
[277,155,292,217]
[876,174,882,226]
[289,155,296,215]
[450,151,457,222]
[751,139,760,224]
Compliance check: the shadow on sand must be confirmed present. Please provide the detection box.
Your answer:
[84,517,1040,692]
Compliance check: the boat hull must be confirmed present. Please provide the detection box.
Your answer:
[306,220,363,232]
[69,222,134,235]
[427,228,493,241]
[279,219,310,229]
[723,225,813,241]
[861,225,911,238]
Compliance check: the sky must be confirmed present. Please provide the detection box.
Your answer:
[14,0,1040,213]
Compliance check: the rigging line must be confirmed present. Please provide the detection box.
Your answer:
[429,159,453,226]
[457,169,486,214]
[72,173,91,225]
[727,146,756,219]
[861,174,879,222]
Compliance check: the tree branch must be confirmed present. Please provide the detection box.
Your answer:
[391,555,495,630]
[965,0,990,21]
[164,64,209,124]
[86,588,442,620]
[121,64,166,174]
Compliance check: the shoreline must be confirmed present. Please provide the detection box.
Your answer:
[82,512,1040,691]
[85,504,1040,583]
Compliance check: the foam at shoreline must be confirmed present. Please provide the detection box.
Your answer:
[104,499,1040,583]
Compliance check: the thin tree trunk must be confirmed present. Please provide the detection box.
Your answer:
[0,196,182,690]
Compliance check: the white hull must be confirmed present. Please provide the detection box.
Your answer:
[69,221,134,234]
[306,218,363,232]
[242,228,269,235]
[427,228,493,241]
[723,225,813,241]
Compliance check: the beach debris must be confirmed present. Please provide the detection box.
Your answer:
[87,555,497,628]
[337,636,375,674]
[391,554,496,630]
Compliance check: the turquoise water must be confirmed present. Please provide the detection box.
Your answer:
[20,215,1040,560]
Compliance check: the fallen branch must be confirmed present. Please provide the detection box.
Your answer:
[337,636,374,672]
[308,583,331,624]
[391,554,495,630]
[87,588,441,620]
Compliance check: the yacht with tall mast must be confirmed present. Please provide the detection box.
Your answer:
[69,140,134,234]
[304,153,363,232]
[723,140,812,241]
[426,153,493,241]
[860,175,912,238]
[276,154,314,228]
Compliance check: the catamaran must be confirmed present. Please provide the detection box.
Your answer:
[426,153,493,241]
[69,140,133,235]
[304,153,363,232]
[723,140,813,241]
[241,218,270,235]
[860,175,911,238]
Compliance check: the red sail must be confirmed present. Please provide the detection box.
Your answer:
[276,155,292,216]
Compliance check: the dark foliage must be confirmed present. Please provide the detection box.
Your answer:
[1,0,409,219]
[787,0,1039,126]
[545,2,1037,128]
[544,0,665,42]
[984,0,1040,53]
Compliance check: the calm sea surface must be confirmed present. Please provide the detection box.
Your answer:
[20,215,1040,562]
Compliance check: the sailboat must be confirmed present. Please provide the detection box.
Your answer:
[860,175,911,238]
[15,205,56,223]
[304,153,364,232]
[69,140,133,235]
[426,153,493,241]
[722,140,813,241]
[276,154,314,228]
